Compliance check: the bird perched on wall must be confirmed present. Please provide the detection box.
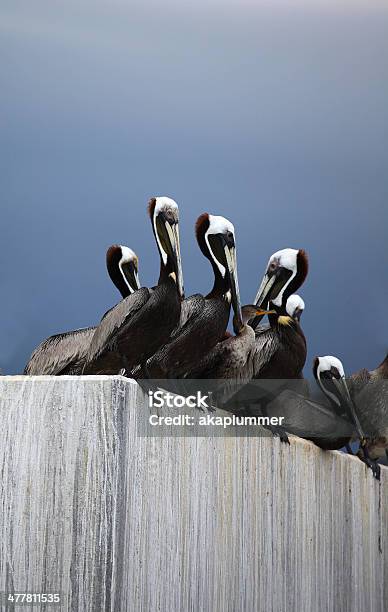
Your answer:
[83,197,184,375]
[266,354,386,479]
[223,250,308,441]
[24,245,141,375]
[312,355,365,451]
[133,213,243,380]
[264,355,356,450]
[308,353,388,479]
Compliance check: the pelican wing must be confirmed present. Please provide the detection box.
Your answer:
[267,390,353,439]
[189,326,254,380]
[251,327,282,377]
[146,295,230,378]
[85,287,150,365]
[221,328,286,412]
[189,338,235,380]
[179,294,204,328]
[187,328,256,407]
[24,327,95,375]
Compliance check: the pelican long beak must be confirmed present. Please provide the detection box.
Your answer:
[121,261,141,294]
[254,272,277,308]
[224,244,243,330]
[333,377,366,444]
[165,221,185,299]
[249,273,278,329]
[133,268,141,291]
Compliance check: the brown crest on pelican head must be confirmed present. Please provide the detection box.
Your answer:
[147,197,157,219]
[282,250,309,305]
[195,213,211,258]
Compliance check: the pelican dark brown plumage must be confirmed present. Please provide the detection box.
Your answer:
[83,197,184,375]
[24,245,141,375]
[193,294,305,407]
[268,354,386,479]
[264,355,356,450]
[313,356,364,434]
[134,213,242,380]
[187,304,275,407]
[223,250,309,434]
[307,354,387,479]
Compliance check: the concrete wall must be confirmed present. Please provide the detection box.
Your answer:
[0,376,386,612]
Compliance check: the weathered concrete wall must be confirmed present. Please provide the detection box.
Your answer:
[0,376,386,612]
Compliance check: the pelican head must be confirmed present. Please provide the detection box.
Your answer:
[286,294,305,322]
[106,245,141,297]
[313,355,347,406]
[313,355,365,442]
[254,248,308,311]
[196,213,242,323]
[148,196,184,299]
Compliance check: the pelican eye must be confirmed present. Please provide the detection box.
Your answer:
[268,260,278,274]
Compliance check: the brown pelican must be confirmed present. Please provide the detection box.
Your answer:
[249,249,308,379]
[312,355,365,450]
[271,355,383,478]
[222,249,308,439]
[309,355,386,478]
[24,245,141,375]
[134,213,242,380]
[264,355,357,451]
[83,197,184,375]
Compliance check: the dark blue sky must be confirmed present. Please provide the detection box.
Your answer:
[1,1,387,375]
